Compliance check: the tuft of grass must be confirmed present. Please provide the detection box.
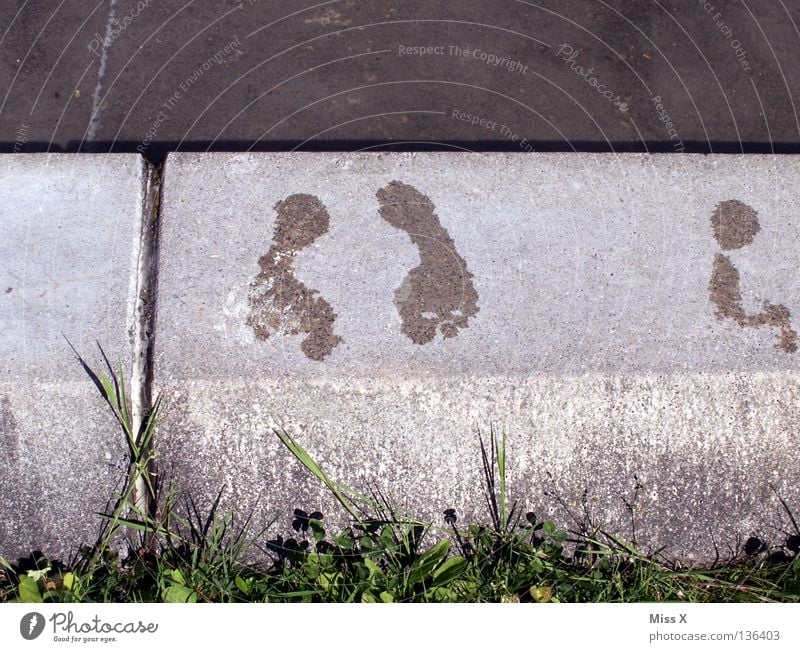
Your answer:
[63,340,162,559]
[0,350,799,602]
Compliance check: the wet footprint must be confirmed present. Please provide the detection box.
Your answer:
[377,180,479,345]
[708,199,797,353]
[247,194,342,361]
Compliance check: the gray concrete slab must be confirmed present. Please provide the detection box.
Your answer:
[1,1,800,154]
[154,152,800,562]
[0,154,146,562]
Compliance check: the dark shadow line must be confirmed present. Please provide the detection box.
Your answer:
[2,139,800,165]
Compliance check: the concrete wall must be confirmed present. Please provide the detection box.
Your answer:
[1,152,799,563]
[153,153,800,562]
[0,154,147,561]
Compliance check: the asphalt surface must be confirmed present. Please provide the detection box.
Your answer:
[1,0,799,159]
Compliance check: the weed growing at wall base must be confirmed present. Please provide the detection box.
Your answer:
[0,353,799,603]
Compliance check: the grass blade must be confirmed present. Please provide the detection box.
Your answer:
[273,429,363,525]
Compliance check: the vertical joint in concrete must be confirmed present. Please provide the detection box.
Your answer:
[130,156,163,518]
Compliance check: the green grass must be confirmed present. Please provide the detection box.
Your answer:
[1,351,799,603]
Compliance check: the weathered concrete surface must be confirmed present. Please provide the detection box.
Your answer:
[0,154,146,562]
[153,152,800,562]
[1,1,800,154]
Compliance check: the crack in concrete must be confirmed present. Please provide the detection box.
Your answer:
[129,156,162,515]
[87,0,119,144]
[132,157,161,429]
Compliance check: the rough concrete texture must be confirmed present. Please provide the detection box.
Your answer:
[154,152,800,562]
[1,2,799,154]
[0,154,145,562]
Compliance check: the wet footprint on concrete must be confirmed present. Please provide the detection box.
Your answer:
[708,199,797,353]
[247,194,342,361]
[377,180,479,345]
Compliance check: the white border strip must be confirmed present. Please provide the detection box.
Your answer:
[1,603,797,651]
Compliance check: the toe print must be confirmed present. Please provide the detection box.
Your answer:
[377,180,479,345]
[247,194,342,361]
